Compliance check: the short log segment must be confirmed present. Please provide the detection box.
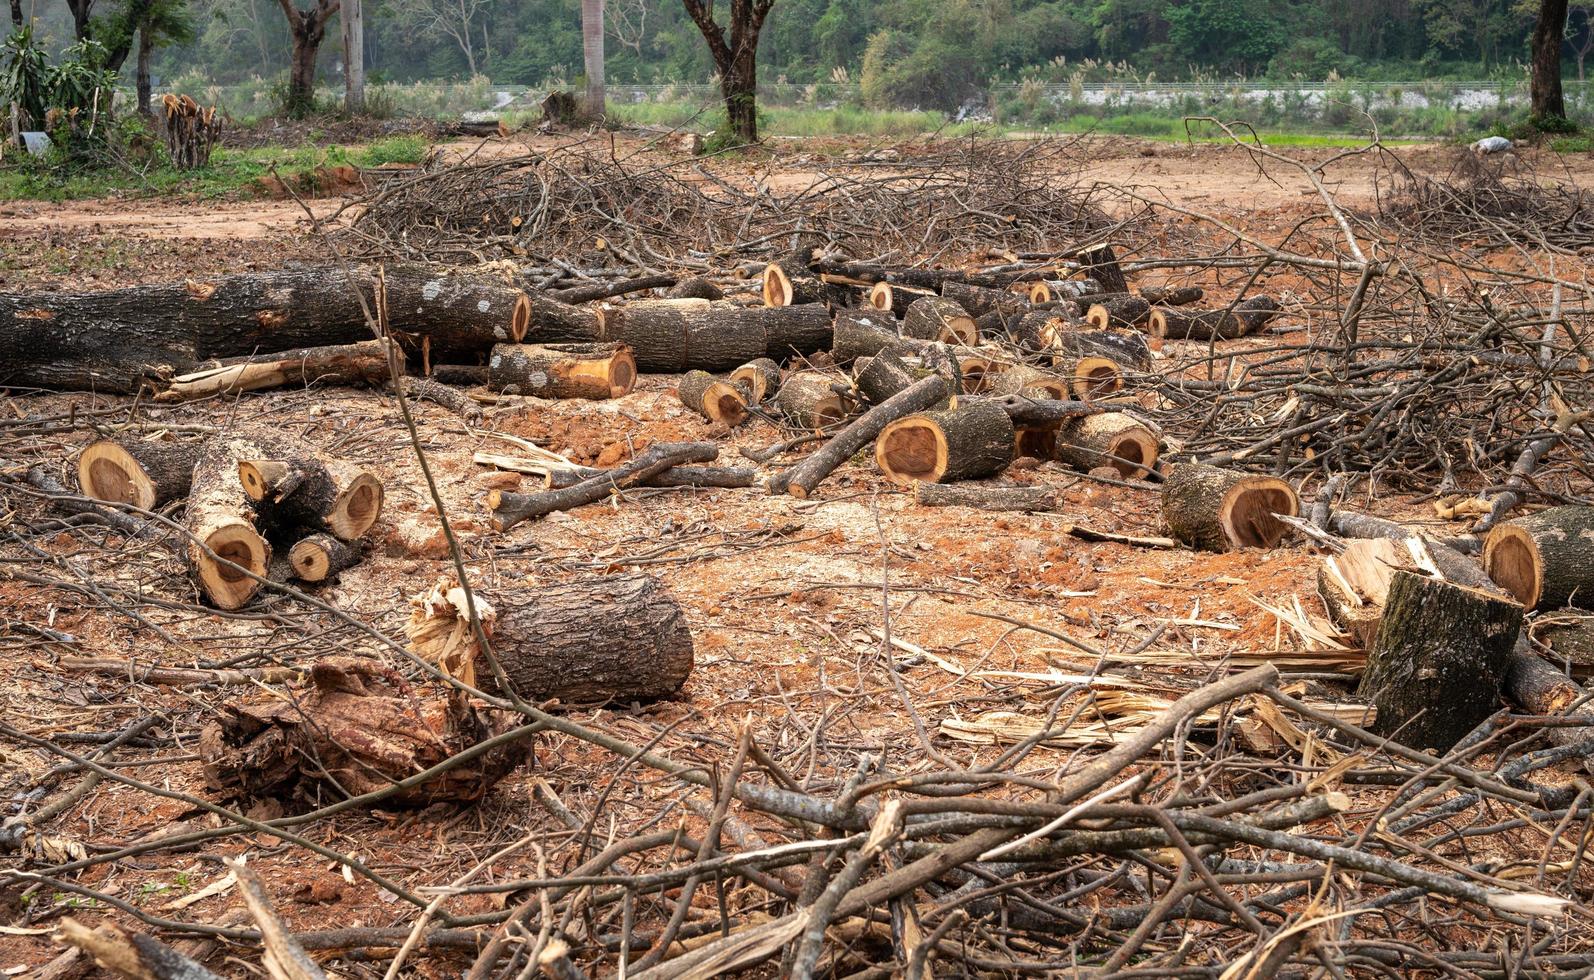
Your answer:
[1141,285,1205,306]
[489,442,720,531]
[1054,413,1160,479]
[1485,506,1594,610]
[868,281,936,316]
[1162,462,1299,552]
[1027,279,1103,304]
[831,310,907,364]
[666,277,724,301]
[762,250,824,307]
[154,338,394,403]
[187,435,273,610]
[600,302,828,372]
[1085,295,1152,330]
[1052,329,1152,399]
[941,280,1028,320]
[238,456,384,542]
[1150,296,1281,341]
[677,370,749,426]
[777,372,852,430]
[77,437,206,511]
[406,574,694,702]
[876,400,1016,486]
[901,297,977,345]
[486,342,636,399]
[914,482,1056,512]
[526,294,605,342]
[288,533,362,583]
[383,267,534,356]
[853,349,918,404]
[773,374,953,499]
[1079,244,1130,295]
[981,394,1103,428]
[1359,570,1524,753]
[987,365,1071,400]
[541,464,756,491]
[728,357,782,403]
[200,657,529,807]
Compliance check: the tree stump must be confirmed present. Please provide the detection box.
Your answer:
[1162,463,1298,552]
[876,400,1015,485]
[1484,506,1594,610]
[1359,570,1524,752]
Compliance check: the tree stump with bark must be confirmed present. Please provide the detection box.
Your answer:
[1162,463,1298,552]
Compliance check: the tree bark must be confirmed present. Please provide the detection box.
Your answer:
[407,575,694,702]
[342,0,364,113]
[582,0,606,117]
[136,23,153,116]
[278,0,341,119]
[901,297,977,344]
[1162,463,1298,552]
[1079,243,1130,295]
[486,342,635,399]
[1149,297,1280,341]
[1533,0,1571,121]
[913,482,1056,512]
[1085,295,1152,330]
[1359,571,1524,753]
[598,301,828,371]
[775,371,852,430]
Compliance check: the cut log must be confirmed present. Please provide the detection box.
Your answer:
[1054,412,1160,479]
[677,370,749,426]
[980,394,1102,428]
[541,464,756,491]
[773,373,954,499]
[876,400,1016,485]
[762,249,824,307]
[57,918,223,980]
[441,118,511,138]
[1484,506,1594,611]
[1162,463,1299,552]
[200,656,529,807]
[1149,297,1281,341]
[816,259,1011,292]
[154,338,395,402]
[288,533,362,583]
[777,372,852,430]
[77,437,205,510]
[987,365,1071,400]
[853,348,918,404]
[831,309,906,364]
[1531,611,1594,675]
[599,301,827,372]
[527,294,606,342]
[0,266,530,392]
[1085,295,1152,330]
[187,435,273,610]
[1079,243,1130,295]
[762,304,836,360]
[489,442,720,530]
[667,277,725,301]
[487,342,636,399]
[1026,278,1103,304]
[551,274,677,305]
[914,482,1056,512]
[941,280,1028,320]
[238,456,384,542]
[901,297,977,345]
[952,346,1017,395]
[1052,329,1152,399]
[1359,570,1524,752]
[407,574,693,702]
[430,364,490,387]
[1141,285,1204,306]
[728,357,782,403]
[867,281,936,316]
[1506,645,1588,715]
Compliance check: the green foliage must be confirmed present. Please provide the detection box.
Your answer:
[1165,0,1286,73]
[860,28,982,111]
[2,26,50,129]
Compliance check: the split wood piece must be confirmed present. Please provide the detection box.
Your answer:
[199,656,529,807]
[913,482,1056,512]
[0,266,530,393]
[541,465,756,491]
[1026,278,1103,304]
[1359,570,1524,753]
[876,400,1016,486]
[728,357,782,403]
[867,281,936,316]
[1484,506,1594,611]
[77,437,206,510]
[288,533,362,583]
[1317,537,1444,649]
[773,374,954,499]
[941,280,1029,320]
[666,277,725,301]
[777,372,853,430]
[1149,296,1281,341]
[1531,611,1594,675]
[239,456,383,542]
[406,574,694,702]
[901,297,977,345]
[488,442,720,531]
[1054,412,1160,479]
[549,274,676,305]
[188,435,273,610]
[678,370,750,426]
[526,294,606,342]
[56,917,223,980]
[831,309,908,364]
[761,249,824,307]
[487,342,636,399]
[1162,462,1299,552]
[981,393,1103,428]
[987,364,1071,400]
[1079,243,1130,295]
[1085,295,1152,330]
[154,338,394,403]
[599,301,828,372]
[1141,285,1205,306]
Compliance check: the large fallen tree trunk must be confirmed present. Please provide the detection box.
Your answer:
[154,338,396,403]
[407,575,694,702]
[486,342,636,399]
[1162,463,1298,551]
[0,266,530,392]
[200,656,529,808]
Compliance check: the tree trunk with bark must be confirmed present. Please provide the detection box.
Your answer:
[136,25,153,115]
[582,0,606,117]
[342,0,364,112]
[1533,0,1571,121]
[278,0,340,119]
[682,0,775,145]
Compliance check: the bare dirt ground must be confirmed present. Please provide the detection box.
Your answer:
[2,132,1590,976]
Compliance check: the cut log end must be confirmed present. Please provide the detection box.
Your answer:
[237,459,287,503]
[1069,356,1123,400]
[1222,479,1297,548]
[1485,524,1542,608]
[1163,462,1300,552]
[288,534,359,583]
[1098,427,1157,478]
[510,293,532,342]
[877,419,948,483]
[1148,309,1171,341]
[77,441,156,510]
[868,281,895,312]
[762,263,796,307]
[701,383,748,425]
[328,473,384,540]
[197,521,270,610]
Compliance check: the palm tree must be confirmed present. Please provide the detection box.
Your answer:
[582,0,604,117]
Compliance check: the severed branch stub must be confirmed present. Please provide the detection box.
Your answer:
[489,442,721,530]
[771,373,954,499]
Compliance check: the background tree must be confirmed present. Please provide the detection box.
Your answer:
[341,0,362,111]
[681,0,775,144]
[1531,0,1569,120]
[395,0,491,77]
[10,1,21,28]
[582,0,603,116]
[1571,1,1594,79]
[63,0,157,71]
[135,0,193,114]
[275,0,339,117]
